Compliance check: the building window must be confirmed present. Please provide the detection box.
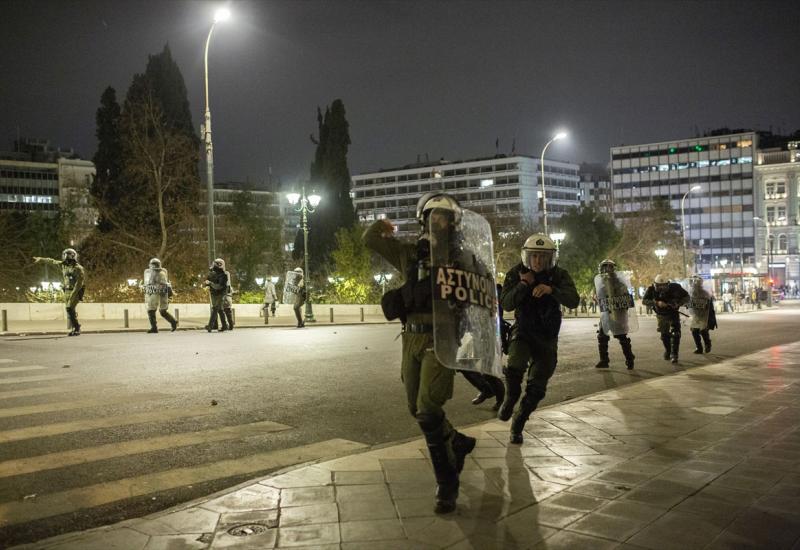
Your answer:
[778,234,787,252]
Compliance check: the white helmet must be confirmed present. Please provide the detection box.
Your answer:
[415,192,462,226]
[149,258,161,269]
[293,267,304,275]
[521,234,556,270]
[62,248,78,262]
[689,275,703,287]
[598,259,617,274]
[654,274,669,285]
[213,258,225,269]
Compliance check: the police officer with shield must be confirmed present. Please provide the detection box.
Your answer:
[34,248,86,336]
[143,258,178,333]
[594,259,637,370]
[642,274,689,363]
[363,192,480,515]
[499,234,579,444]
[223,268,235,330]
[687,275,716,354]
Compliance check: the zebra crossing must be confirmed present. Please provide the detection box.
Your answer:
[0,356,365,546]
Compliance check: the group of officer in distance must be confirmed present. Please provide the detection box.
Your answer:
[363,191,718,515]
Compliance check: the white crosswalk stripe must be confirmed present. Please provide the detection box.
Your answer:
[0,354,366,538]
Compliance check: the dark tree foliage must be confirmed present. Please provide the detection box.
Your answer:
[91,87,122,232]
[0,211,65,299]
[298,99,356,274]
[555,207,621,294]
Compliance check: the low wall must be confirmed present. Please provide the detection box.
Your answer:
[0,303,384,321]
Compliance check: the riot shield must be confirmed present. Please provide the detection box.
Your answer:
[143,268,169,295]
[430,208,503,378]
[282,271,303,304]
[680,278,713,329]
[595,271,639,335]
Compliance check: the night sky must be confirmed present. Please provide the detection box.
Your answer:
[2,0,798,185]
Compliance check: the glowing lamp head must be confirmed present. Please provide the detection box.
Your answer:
[308,194,322,208]
[214,7,231,23]
[554,132,567,141]
[286,192,301,205]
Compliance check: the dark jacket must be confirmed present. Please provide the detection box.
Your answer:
[206,268,228,297]
[642,283,689,316]
[500,263,579,340]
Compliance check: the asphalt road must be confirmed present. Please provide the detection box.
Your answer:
[1,302,799,546]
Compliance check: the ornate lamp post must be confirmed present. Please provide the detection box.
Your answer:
[373,272,393,294]
[655,247,668,266]
[287,186,321,322]
[680,185,701,277]
[540,131,567,234]
[202,7,230,265]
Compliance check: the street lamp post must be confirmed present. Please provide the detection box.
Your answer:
[287,186,321,322]
[373,272,393,295]
[753,216,780,307]
[540,132,567,234]
[202,7,230,265]
[680,185,701,277]
[655,247,668,266]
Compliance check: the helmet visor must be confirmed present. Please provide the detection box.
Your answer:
[521,250,553,272]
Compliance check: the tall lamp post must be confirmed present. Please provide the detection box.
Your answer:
[680,185,701,277]
[202,7,231,265]
[549,232,566,257]
[655,247,668,266]
[287,186,321,322]
[373,272,393,294]
[753,216,772,306]
[540,131,567,234]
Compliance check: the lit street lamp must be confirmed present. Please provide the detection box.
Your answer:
[549,232,566,255]
[287,186,321,322]
[655,247,668,266]
[680,185,701,277]
[202,7,231,265]
[540,131,567,234]
[373,272,393,294]
[754,215,786,307]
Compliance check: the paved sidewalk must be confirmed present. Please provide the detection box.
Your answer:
[14,343,800,549]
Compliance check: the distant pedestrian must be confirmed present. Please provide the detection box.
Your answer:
[580,294,588,313]
[143,258,177,333]
[722,291,733,313]
[223,268,235,330]
[290,267,306,328]
[33,249,85,336]
[263,277,278,317]
[204,259,229,332]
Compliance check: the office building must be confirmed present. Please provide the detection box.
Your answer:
[351,154,580,238]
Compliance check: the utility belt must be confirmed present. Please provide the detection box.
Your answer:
[403,323,433,334]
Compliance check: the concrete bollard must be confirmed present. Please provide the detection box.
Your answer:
[329,307,334,323]
[1,309,7,332]
[174,309,180,324]
[124,309,129,328]
[264,307,269,325]
[232,308,236,324]
[360,307,364,322]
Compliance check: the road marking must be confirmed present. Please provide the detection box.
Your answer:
[0,438,366,526]
[0,392,170,418]
[0,375,68,386]
[0,365,47,373]
[0,359,17,364]
[0,386,86,399]
[0,420,293,478]
[0,407,216,443]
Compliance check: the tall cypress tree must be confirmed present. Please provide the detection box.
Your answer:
[91,86,122,232]
[301,99,356,273]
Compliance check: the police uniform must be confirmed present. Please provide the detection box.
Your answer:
[223,270,235,330]
[35,249,85,336]
[363,193,476,515]
[688,277,717,354]
[642,277,689,362]
[144,258,177,333]
[500,260,579,443]
[595,261,635,370]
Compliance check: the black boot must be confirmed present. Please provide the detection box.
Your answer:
[691,330,703,354]
[702,330,712,353]
[452,431,476,473]
[510,394,540,445]
[218,308,229,332]
[207,308,219,332]
[224,308,234,330]
[294,306,304,328]
[661,334,671,360]
[487,376,505,411]
[498,370,523,421]
[420,421,459,515]
[671,333,681,363]
[160,309,178,332]
[147,310,158,333]
[619,335,635,370]
[595,331,610,368]
[66,307,81,336]
[461,370,494,405]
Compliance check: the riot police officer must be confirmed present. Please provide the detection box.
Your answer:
[34,249,85,336]
[642,274,689,363]
[594,259,636,370]
[499,234,579,444]
[143,258,178,333]
[363,192,477,515]
[223,268,235,330]
[204,258,229,332]
[687,275,717,354]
